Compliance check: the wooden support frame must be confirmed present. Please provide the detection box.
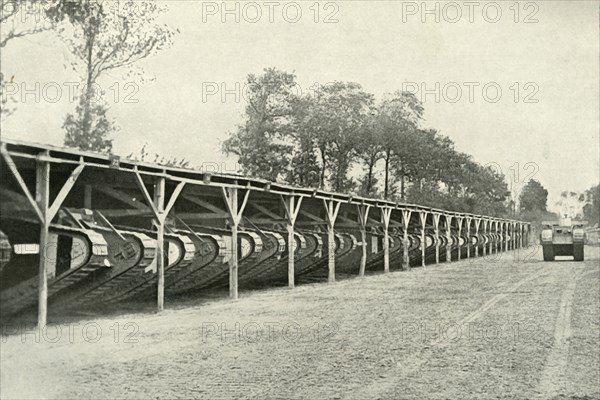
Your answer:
[220,186,250,299]
[433,213,441,264]
[419,211,428,267]
[357,204,371,277]
[280,195,303,288]
[401,209,412,271]
[2,147,87,327]
[323,199,341,283]
[135,171,185,310]
[381,207,392,273]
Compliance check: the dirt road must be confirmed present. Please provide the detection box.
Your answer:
[1,246,598,399]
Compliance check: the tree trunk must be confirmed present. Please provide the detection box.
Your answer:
[384,152,390,199]
[400,169,405,201]
[366,161,374,194]
[82,31,96,148]
[318,146,326,189]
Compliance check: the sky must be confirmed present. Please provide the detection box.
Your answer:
[1,0,599,211]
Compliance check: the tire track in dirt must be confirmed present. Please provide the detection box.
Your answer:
[343,265,548,400]
[535,266,586,399]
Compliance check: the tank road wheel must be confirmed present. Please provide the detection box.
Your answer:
[542,245,555,262]
[573,244,584,261]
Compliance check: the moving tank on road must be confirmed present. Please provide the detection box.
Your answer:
[540,217,586,261]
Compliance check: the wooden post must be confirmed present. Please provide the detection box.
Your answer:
[381,207,392,273]
[36,159,50,328]
[154,177,166,310]
[465,217,472,259]
[402,209,412,271]
[433,213,441,264]
[456,217,463,261]
[511,222,516,251]
[221,186,250,299]
[521,223,525,248]
[494,221,499,254]
[446,214,453,263]
[482,220,488,257]
[281,195,303,288]
[419,211,427,267]
[135,174,185,309]
[357,204,371,277]
[500,221,509,252]
[323,199,341,283]
[474,219,481,257]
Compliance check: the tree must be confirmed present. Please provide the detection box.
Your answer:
[1,1,51,119]
[376,91,423,199]
[555,190,586,219]
[356,112,382,197]
[222,68,298,181]
[0,0,49,48]
[520,180,548,213]
[63,94,116,152]
[46,0,176,152]
[583,184,599,226]
[309,82,374,192]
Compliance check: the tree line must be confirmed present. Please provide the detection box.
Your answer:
[223,68,510,217]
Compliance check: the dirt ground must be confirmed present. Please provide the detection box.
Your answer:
[1,246,599,400]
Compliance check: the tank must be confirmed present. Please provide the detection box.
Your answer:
[540,217,585,261]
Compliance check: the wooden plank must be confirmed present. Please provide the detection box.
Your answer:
[36,160,50,328]
[97,184,150,210]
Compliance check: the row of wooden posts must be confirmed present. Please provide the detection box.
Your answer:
[0,143,530,328]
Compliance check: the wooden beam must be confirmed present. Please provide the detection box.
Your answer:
[252,202,281,220]
[47,164,85,222]
[280,195,302,289]
[456,217,463,261]
[433,213,441,264]
[419,211,428,267]
[1,146,44,223]
[154,177,166,312]
[221,187,241,299]
[323,199,341,283]
[36,159,50,328]
[134,171,160,219]
[402,209,412,270]
[164,182,186,216]
[357,204,371,277]
[465,217,472,259]
[381,207,392,273]
[446,214,453,264]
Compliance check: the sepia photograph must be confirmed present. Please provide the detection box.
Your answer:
[0,1,599,399]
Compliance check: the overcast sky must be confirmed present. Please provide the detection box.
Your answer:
[2,1,599,210]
